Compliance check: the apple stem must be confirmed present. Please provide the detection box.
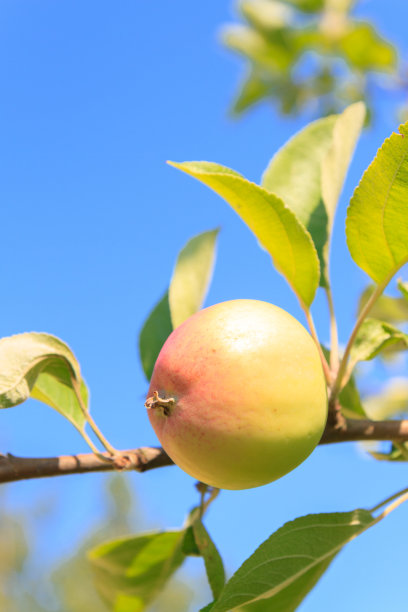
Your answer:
[145,391,175,416]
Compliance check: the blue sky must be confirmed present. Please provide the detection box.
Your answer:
[1,1,408,610]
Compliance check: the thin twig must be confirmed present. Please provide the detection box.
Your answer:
[329,282,386,403]
[325,287,339,372]
[304,309,332,384]
[71,376,118,456]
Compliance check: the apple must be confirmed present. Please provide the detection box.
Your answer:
[146,299,327,490]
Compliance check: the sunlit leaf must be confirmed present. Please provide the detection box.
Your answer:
[349,319,408,370]
[280,0,324,12]
[31,373,88,433]
[203,509,377,611]
[0,332,95,441]
[346,122,408,288]
[0,333,81,409]
[339,374,366,418]
[221,25,295,72]
[231,70,271,115]
[193,518,225,601]
[169,229,219,329]
[321,345,365,418]
[397,278,408,300]
[339,22,397,72]
[358,285,408,324]
[360,378,408,462]
[139,229,219,380]
[169,161,319,309]
[369,444,408,462]
[235,557,333,612]
[240,0,292,31]
[262,114,335,284]
[89,530,186,612]
[364,377,408,421]
[262,103,363,285]
[321,102,365,227]
[139,293,173,381]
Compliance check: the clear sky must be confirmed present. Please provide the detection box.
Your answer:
[1,1,408,610]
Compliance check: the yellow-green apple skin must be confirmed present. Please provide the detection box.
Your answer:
[146,299,327,490]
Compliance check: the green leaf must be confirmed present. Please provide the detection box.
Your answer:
[339,374,366,418]
[0,332,81,409]
[169,161,320,309]
[358,285,408,324]
[235,557,334,612]
[397,278,408,300]
[346,122,408,287]
[89,530,186,612]
[364,378,408,421]
[321,102,365,228]
[139,292,173,381]
[369,444,408,462]
[139,229,219,380]
[240,1,292,32]
[222,25,295,73]
[321,345,365,417]
[204,510,376,612]
[360,379,408,462]
[169,229,219,329]
[262,103,364,285]
[262,114,335,285]
[349,319,408,370]
[31,373,89,433]
[181,526,200,557]
[193,519,226,601]
[0,332,96,442]
[231,70,271,115]
[0,332,81,408]
[279,0,325,12]
[339,22,397,72]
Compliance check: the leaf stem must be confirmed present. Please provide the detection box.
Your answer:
[196,482,220,519]
[304,309,332,384]
[71,376,117,456]
[79,429,103,456]
[370,485,408,517]
[329,282,385,403]
[325,287,339,372]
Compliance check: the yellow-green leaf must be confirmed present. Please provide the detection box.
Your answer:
[349,318,408,371]
[346,122,408,287]
[262,114,335,284]
[31,374,89,433]
[204,510,375,612]
[262,103,364,285]
[321,102,366,227]
[339,22,397,72]
[89,530,186,612]
[139,292,173,381]
[0,332,80,408]
[193,519,226,601]
[169,229,219,329]
[0,332,94,442]
[169,161,319,309]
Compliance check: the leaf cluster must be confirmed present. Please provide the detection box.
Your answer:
[222,0,398,119]
[2,100,408,611]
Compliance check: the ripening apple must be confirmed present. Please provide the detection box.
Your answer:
[146,299,327,490]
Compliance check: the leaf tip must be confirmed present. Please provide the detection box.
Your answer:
[399,122,408,137]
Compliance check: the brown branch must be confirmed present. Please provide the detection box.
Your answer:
[2,418,408,485]
[320,418,408,444]
[0,447,174,484]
